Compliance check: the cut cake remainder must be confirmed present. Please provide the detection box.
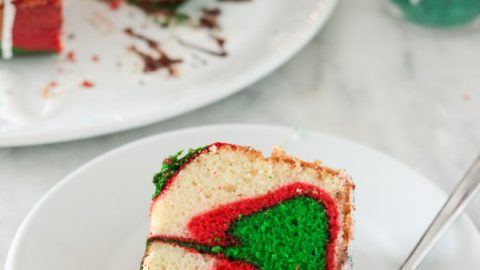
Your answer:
[0,0,63,58]
[0,0,186,59]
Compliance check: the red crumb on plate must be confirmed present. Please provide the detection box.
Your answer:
[108,0,123,10]
[67,51,76,62]
[81,80,95,88]
[48,81,58,88]
[92,55,100,62]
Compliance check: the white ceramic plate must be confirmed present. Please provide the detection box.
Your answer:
[0,0,336,147]
[6,125,480,269]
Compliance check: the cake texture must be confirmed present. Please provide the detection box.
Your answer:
[0,0,63,58]
[141,142,355,270]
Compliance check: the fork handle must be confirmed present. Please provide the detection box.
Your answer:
[400,155,480,270]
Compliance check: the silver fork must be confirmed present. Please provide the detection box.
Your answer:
[400,155,480,270]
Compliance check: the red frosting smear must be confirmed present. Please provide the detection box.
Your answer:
[12,1,63,52]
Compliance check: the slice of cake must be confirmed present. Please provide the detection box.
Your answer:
[141,143,355,270]
[0,0,63,59]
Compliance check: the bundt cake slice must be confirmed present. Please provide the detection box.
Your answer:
[142,143,355,270]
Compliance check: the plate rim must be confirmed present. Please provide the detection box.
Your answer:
[0,0,338,147]
[5,123,480,269]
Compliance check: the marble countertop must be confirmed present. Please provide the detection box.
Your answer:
[1,0,480,267]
